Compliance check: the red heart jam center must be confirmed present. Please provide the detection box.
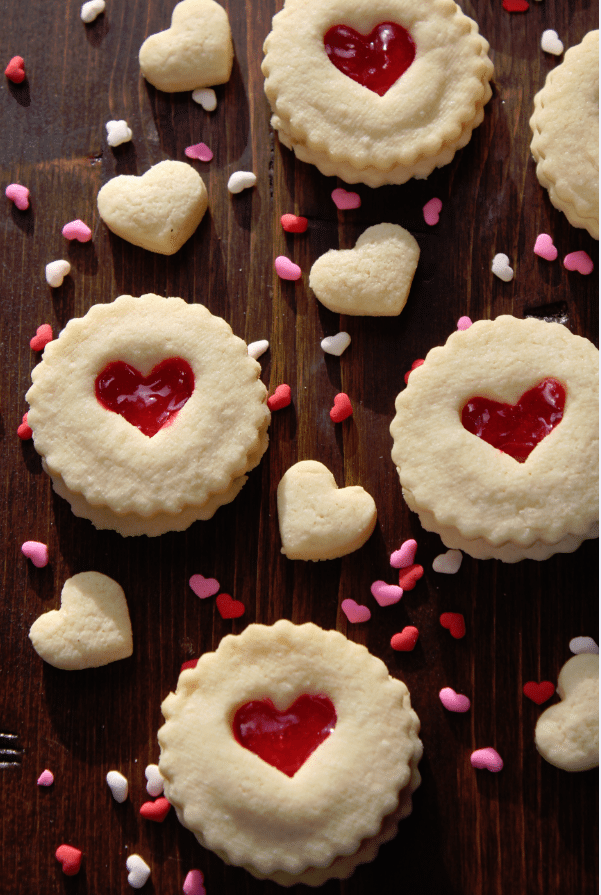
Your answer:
[461,378,566,462]
[95,357,194,437]
[324,22,416,96]
[233,694,336,777]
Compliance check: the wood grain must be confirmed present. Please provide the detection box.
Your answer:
[0,1,598,893]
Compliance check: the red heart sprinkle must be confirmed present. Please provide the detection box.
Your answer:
[30,324,53,351]
[502,0,529,10]
[397,563,424,591]
[390,626,419,651]
[440,612,466,639]
[139,796,171,822]
[330,392,353,423]
[523,681,556,704]
[324,22,415,96]
[216,593,245,619]
[17,412,32,440]
[5,56,26,84]
[281,214,308,233]
[404,359,424,384]
[55,844,82,876]
[180,659,198,672]
[267,383,291,411]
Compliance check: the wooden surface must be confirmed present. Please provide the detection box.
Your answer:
[0,0,598,892]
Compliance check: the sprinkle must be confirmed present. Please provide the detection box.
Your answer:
[321,332,351,356]
[181,658,198,671]
[330,392,352,423]
[439,687,471,712]
[81,0,106,23]
[281,213,308,233]
[541,29,564,55]
[267,383,291,411]
[21,541,49,568]
[470,747,503,772]
[106,770,129,802]
[185,142,213,162]
[397,564,424,591]
[215,593,245,619]
[341,598,371,623]
[275,255,301,280]
[533,233,558,261]
[188,574,220,599]
[139,796,170,822]
[5,183,30,210]
[502,0,529,10]
[390,539,417,569]
[192,87,217,111]
[523,681,555,704]
[30,324,54,350]
[564,250,594,275]
[370,580,403,607]
[145,764,164,797]
[55,845,83,876]
[423,197,442,226]
[227,171,257,193]
[37,769,54,786]
[440,612,466,639]
[569,636,599,655]
[62,220,92,242]
[491,253,514,282]
[404,359,424,384]
[248,339,269,359]
[106,120,133,147]
[126,855,151,889]
[433,549,463,574]
[390,627,419,651]
[183,869,207,895]
[17,413,32,440]
[331,187,361,210]
[5,56,26,84]
[457,316,472,330]
[45,260,71,288]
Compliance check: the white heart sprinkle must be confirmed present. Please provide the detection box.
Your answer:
[106,770,129,803]
[126,855,151,889]
[569,636,599,655]
[145,763,164,797]
[45,260,71,288]
[541,30,564,55]
[192,87,217,111]
[491,253,514,282]
[321,332,351,356]
[106,120,133,147]
[81,0,105,23]
[432,549,463,574]
[228,171,257,194]
[248,339,269,360]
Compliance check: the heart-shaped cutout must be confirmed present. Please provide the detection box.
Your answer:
[233,694,336,777]
[55,844,82,876]
[324,22,415,96]
[462,378,565,462]
[95,357,194,437]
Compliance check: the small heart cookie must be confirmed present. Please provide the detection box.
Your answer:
[139,0,233,92]
[309,223,420,316]
[29,572,133,670]
[277,460,377,561]
[97,160,208,255]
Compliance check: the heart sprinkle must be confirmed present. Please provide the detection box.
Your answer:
[192,87,217,111]
[5,56,26,84]
[569,636,599,655]
[139,796,171,822]
[5,183,30,210]
[470,747,503,772]
[321,332,351,356]
[62,219,92,242]
[183,869,207,895]
[541,29,564,55]
[17,412,32,440]
[390,538,417,569]
[55,844,83,876]
[30,324,54,351]
[275,255,302,280]
[398,563,424,591]
[126,855,151,889]
[457,316,472,330]
[331,187,361,210]
[423,197,442,226]
[330,392,353,423]
[564,250,594,275]
[281,213,308,233]
[248,339,269,359]
[21,540,49,568]
[440,612,466,639]
[106,119,133,147]
[227,171,257,193]
[523,681,556,704]
[267,383,292,411]
[81,0,106,23]
[185,142,213,162]
[533,233,558,261]
[46,260,71,288]
[189,574,220,599]
[404,359,424,384]
[216,593,245,619]
[432,549,463,574]
[371,580,403,607]
[106,770,129,802]
[491,252,514,281]
[502,0,529,10]
[181,658,198,671]
[390,627,419,651]
[37,769,54,786]
[145,764,164,797]
[439,687,471,712]
[341,598,371,623]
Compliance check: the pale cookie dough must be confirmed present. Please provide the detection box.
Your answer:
[158,621,422,885]
[262,0,494,187]
[139,0,233,92]
[530,30,599,240]
[277,460,377,560]
[97,160,208,255]
[25,295,270,537]
[309,223,420,316]
[535,654,599,772]
[390,316,599,562]
[29,572,133,670]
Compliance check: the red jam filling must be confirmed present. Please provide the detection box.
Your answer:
[461,378,566,462]
[324,22,416,96]
[233,694,337,777]
[95,357,194,438]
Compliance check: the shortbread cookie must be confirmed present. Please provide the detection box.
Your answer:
[29,572,133,670]
[390,316,599,562]
[97,160,208,255]
[309,223,420,315]
[25,295,270,537]
[277,460,377,560]
[158,621,422,885]
[139,0,233,92]
[535,654,599,772]
[262,0,494,187]
[530,31,599,239]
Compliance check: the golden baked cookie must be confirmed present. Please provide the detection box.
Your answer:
[390,316,599,562]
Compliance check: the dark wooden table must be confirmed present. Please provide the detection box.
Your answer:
[1,1,598,892]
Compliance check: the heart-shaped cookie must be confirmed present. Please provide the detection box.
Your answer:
[97,160,208,255]
[28,572,133,670]
[139,0,233,92]
[277,460,377,560]
[309,223,420,316]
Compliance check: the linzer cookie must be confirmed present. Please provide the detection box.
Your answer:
[530,31,599,239]
[262,0,494,187]
[390,316,599,562]
[25,295,270,536]
[158,620,422,886]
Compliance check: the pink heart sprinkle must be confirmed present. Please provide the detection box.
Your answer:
[267,383,291,411]
[331,188,361,210]
[457,316,472,330]
[30,324,53,351]
[189,574,220,599]
[21,540,49,568]
[533,233,558,261]
[439,687,471,713]
[185,142,213,162]
[390,538,417,569]
[470,747,503,772]
[37,769,54,786]
[17,412,32,440]
[275,255,302,280]
[5,183,30,210]
[62,219,92,242]
[341,598,371,623]
[370,580,403,607]
[564,250,594,275]
[183,869,206,895]
[423,197,442,226]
